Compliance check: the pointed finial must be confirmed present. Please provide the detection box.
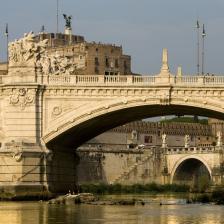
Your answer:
[177,66,182,77]
[160,48,170,73]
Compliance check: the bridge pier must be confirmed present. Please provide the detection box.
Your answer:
[46,149,78,193]
[0,141,51,196]
[0,140,79,196]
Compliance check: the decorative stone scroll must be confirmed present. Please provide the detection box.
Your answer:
[5,141,23,162]
[9,88,35,110]
[160,93,170,105]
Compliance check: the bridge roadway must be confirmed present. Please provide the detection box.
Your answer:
[0,35,224,194]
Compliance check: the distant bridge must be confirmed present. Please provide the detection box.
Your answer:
[76,144,223,187]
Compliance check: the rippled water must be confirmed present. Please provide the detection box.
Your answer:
[0,195,224,224]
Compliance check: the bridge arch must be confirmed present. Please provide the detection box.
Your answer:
[44,97,224,149]
[170,155,212,187]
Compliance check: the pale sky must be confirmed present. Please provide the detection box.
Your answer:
[1,0,224,75]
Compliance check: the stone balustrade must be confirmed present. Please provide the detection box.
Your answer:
[45,74,224,86]
[165,146,221,155]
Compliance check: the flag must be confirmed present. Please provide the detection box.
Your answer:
[5,23,8,36]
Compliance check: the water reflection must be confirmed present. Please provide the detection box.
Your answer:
[0,201,224,224]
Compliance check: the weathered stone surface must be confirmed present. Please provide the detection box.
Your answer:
[1,31,224,196]
[48,193,97,205]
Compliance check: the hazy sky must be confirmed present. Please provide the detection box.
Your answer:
[1,0,224,75]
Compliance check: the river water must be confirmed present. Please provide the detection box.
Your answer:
[0,195,224,224]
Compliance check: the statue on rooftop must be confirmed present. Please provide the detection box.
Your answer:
[184,135,190,148]
[63,14,72,29]
[162,133,167,148]
[217,131,222,147]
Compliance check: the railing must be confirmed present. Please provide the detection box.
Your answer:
[132,76,156,84]
[175,76,199,84]
[165,146,220,155]
[76,75,99,84]
[46,74,224,86]
[48,75,71,84]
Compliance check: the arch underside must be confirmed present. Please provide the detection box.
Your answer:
[172,158,211,188]
[46,104,224,150]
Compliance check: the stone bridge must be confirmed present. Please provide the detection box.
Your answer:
[75,145,224,188]
[0,33,224,194]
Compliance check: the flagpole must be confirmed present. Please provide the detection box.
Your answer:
[56,0,59,33]
[5,23,9,68]
[194,20,200,123]
[202,24,206,75]
[6,34,9,63]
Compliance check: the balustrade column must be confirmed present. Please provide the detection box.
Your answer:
[198,76,205,85]
[127,76,133,84]
[98,75,105,84]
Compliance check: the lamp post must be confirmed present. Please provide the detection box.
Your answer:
[202,24,206,75]
[196,20,200,75]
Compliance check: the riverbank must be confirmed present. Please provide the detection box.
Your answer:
[188,189,224,204]
[48,193,145,206]
[0,183,188,201]
[0,191,55,201]
[77,183,190,194]
[0,183,223,205]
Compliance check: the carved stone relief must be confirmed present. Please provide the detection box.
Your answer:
[39,53,76,76]
[9,88,35,110]
[9,32,48,67]
[9,32,77,76]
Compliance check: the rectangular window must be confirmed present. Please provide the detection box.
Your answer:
[115,59,119,68]
[95,67,99,74]
[105,58,109,67]
[144,135,152,143]
[95,57,99,65]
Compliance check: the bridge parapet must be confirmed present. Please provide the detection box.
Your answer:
[44,74,224,87]
[165,146,222,155]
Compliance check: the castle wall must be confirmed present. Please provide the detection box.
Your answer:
[76,148,164,185]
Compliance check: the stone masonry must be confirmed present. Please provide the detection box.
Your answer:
[0,31,223,194]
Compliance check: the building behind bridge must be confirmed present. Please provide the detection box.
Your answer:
[0,29,132,77]
[82,119,218,150]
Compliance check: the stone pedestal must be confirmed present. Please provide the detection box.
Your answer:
[0,141,52,196]
[155,48,174,84]
[3,67,37,84]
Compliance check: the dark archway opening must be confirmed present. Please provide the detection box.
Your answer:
[173,158,211,192]
[46,104,224,150]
